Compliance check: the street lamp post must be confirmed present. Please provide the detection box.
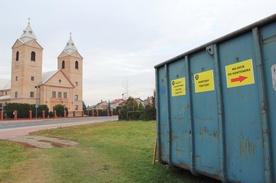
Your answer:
[63,104,66,117]
[35,85,40,119]
[1,103,6,120]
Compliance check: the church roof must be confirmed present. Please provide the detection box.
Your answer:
[41,69,75,88]
[63,33,78,55]
[19,19,37,43]
[42,70,59,84]
[0,95,10,101]
[0,79,11,90]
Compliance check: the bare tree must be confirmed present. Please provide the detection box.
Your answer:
[121,77,132,100]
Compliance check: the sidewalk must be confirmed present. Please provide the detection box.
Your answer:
[0,119,44,123]
[0,120,96,139]
[0,116,96,123]
[0,116,118,139]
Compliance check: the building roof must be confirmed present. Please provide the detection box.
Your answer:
[0,95,10,101]
[19,20,37,44]
[110,98,124,104]
[42,70,59,84]
[63,33,78,55]
[0,79,11,90]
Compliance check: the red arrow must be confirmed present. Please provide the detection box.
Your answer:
[231,75,247,83]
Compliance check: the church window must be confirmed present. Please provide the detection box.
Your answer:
[30,92,34,98]
[31,51,36,61]
[62,61,65,69]
[58,92,62,98]
[75,95,78,100]
[31,76,34,81]
[63,92,67,98]
[75,61,79,69]
[59,79,61,84]
[15,92,18,98]
[16,51,19,61]
[75,105,78,110]
[75,82,78,86]
[15,76,18,81]
[52,91,56,98]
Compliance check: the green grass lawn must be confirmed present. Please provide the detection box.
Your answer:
[0,121,218,183]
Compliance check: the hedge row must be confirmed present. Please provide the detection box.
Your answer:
[0,103,49,119]
[85,109,119,116]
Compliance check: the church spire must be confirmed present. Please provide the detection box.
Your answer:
[19,18,37,43]
[63,33,77,55]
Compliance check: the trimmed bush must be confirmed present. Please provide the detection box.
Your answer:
[1,103,49,119]
[53,104,68,117]
[49,111,54,118]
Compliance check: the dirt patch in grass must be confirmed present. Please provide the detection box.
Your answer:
[9,135,79,149]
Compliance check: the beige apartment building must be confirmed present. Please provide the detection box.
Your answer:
[0,21,83,113]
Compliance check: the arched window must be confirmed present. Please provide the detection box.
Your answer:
[62,61,65,69]
[16,51,19,61]
[31,51,36,61]
[75,61,79,69]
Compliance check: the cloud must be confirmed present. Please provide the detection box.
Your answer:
[0,0,276,105]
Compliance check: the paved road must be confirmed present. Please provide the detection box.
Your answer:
[0,116,118,139]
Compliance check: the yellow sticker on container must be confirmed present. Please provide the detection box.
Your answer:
[225,59,255,88]
[194,70,215,93]
[171,77,186,96]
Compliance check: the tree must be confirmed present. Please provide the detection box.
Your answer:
[119,97,140,120]
[121,77,134,100]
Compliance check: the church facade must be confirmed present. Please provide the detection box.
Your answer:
[0,21,83,113]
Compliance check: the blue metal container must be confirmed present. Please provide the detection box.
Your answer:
[155,14,276,183]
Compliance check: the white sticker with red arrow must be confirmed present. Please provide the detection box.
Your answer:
[225,59,255,88]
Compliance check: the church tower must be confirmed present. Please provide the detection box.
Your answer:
[57,34,83,111]
[10,20,43,104]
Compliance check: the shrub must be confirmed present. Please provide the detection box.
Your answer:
[49,111,54,118]
[30,104,49,118]
[53,104,67,117]
[140,104,156,121]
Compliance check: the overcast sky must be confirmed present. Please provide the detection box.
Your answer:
[1,0,275,106]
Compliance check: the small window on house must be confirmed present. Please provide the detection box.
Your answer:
[31,51,36,61]
[31,76,34,81]
[75,105,78,110]
[75,82,78,86]
[63,92,67,98]
[75,61,79,69]
[75,95,78,101]
[15,76,18,81]
[62,61,65,69]
[15,92,18,98]
[30,92,34,98]
[16,51,19,61]
[58,92,62,98]
[52,91,56,98]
